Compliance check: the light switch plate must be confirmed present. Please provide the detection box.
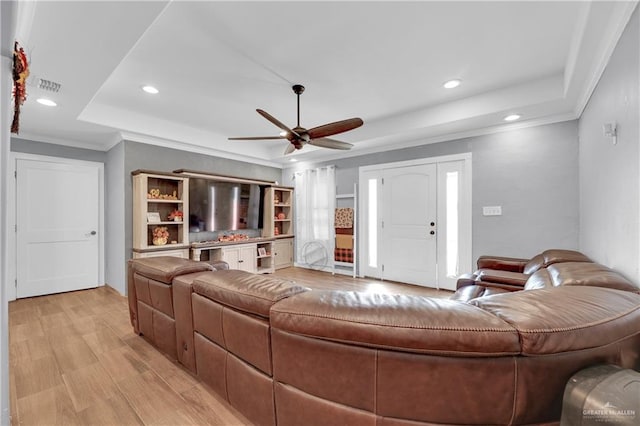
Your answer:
[483,206,502,216]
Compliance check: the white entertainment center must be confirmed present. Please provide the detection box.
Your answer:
[132,170,294,272]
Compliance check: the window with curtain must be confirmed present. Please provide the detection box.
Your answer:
[294,166,335,271]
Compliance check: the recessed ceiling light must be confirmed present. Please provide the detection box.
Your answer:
[504,114,521,122]
[36,98,57,107]
[443,79,461,89]
[289,158,298,162]
[142,85,159,94]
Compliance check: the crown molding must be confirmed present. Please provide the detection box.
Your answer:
[120,131,284,169]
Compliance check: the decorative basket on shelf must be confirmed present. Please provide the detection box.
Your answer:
[152,226,169,245]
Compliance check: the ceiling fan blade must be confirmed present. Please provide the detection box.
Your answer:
[307,118,363,139]
[257,109,301,138]
[284,143,296,155]
[309,138,353,150]
[228,136,286,140]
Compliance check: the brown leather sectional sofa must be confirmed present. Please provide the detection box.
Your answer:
[456,249,593,291]
[128,255,640,426]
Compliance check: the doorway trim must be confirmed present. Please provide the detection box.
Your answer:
[358,153,472,288]
[7,152,105,301]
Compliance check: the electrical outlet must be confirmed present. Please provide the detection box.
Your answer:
[483,206,502,216]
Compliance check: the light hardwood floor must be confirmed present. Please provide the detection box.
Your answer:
[8,267,451,425]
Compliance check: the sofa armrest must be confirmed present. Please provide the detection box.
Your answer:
[208,260,229,271]
[127,260,139,334]
[476,270,528,287]
[476,255,529,272]
[456,273,478,289]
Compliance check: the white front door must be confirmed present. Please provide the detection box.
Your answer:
[16,159,101,298]
[381,164,437,286]
[359,154,472,290]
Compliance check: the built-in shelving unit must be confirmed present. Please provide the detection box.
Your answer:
[256,240,275,273]
[333,183,357,278]
[131,170,295,269]
[132,171,190,258]
[190,239,275,274]
[262,186,294,269]
[263,186,294,238]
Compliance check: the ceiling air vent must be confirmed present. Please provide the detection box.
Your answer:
[37,78,61,93]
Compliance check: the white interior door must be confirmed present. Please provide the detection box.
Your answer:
[381,164,437,286]
[16,159,101,298]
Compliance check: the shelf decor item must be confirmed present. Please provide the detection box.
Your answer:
[152,226,169,245]
[168,209,183,222]
[147,212,161,223]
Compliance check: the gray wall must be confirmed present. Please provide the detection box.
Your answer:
[283,120,580,264]
[579,6,639,283]
[11,137,107,163]
[105,142,126,293]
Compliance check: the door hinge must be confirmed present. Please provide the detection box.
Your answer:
[14,170,17,179]
[381,220,384,229]
[381,178,384,185]
[382,264,385,272]
[14,224,17,232]
[15,279,17,289]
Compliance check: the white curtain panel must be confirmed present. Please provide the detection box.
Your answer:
[294,165,336,271]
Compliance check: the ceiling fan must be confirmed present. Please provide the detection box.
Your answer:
[228,84,364,155]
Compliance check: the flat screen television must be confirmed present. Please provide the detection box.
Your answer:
[189,178,265,233]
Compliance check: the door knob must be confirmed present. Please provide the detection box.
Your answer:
[430,231,435,235]
[430,222,435,226]
[90,230,97,235]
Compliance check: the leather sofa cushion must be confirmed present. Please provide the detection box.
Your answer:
[523,254,545,274]
[133,274,174,317]
[523,250,591,275]
[523,268,553,290]
[547,262,637,292]
[271,291,520,356]
[451,285,510,302]
[471,286,640,355]
[476,255,527,272]
[193,270,309,318]
[476,269,528,287]
[541,249,591,268]
[129,256,213,284]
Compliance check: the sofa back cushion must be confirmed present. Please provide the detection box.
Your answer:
[271,291,520,356]
[541,249,591,267]
[129,256,213,284]
[471,286,640,355]
[547,262,637,292]
[193,269,309,318]
[522,250,591,275]
[523,254,545,275]
[523,269,553,290]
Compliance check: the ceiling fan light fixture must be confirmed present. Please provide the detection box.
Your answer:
[443,79,461,89]
[36,98,57,107]
[504,114,521,122]
[229,84,363,155]
[142,85,159,94]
